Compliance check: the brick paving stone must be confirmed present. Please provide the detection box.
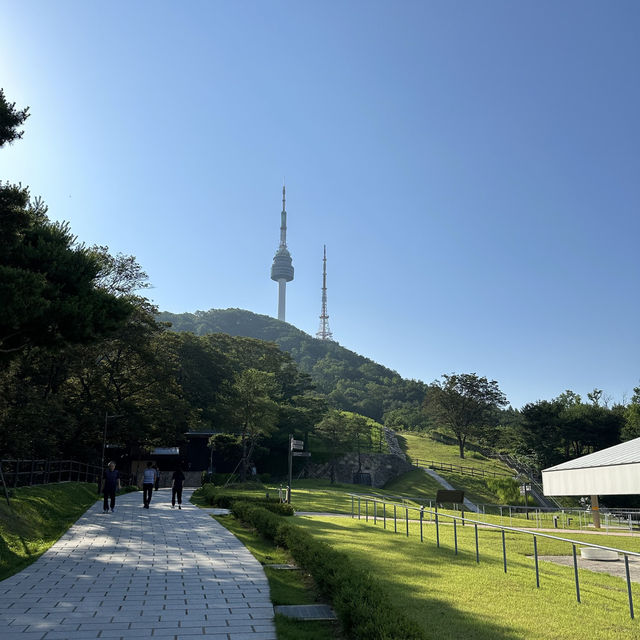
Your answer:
[149,629,181,637]
[0,490,273,638]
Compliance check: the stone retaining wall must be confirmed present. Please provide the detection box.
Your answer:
[306,452,412,488]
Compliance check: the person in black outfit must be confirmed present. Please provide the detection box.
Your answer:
[102,461,120,513]
[171,467,185,509]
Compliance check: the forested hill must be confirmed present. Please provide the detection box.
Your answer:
[158,308,427,423]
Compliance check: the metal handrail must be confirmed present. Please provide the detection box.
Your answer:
[0,459,133,489]
[347,492,638,620]
[412,458,515,478]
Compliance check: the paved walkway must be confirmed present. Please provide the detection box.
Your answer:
[0,490,275,640]
[422,468,480,513]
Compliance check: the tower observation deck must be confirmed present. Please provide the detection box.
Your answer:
[270,185,294,321]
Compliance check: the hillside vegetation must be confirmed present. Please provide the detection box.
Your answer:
[399,432,513,475]
[158,308,426,423]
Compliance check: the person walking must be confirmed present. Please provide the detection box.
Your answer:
[171,467,186,509]
[142,461,158,509]
[102,461,120,513]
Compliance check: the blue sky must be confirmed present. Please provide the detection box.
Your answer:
[1,1,638,409]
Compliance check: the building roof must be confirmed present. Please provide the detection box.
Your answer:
[542,437,640,497]
[544,437,640,472]
[151,447,180,455]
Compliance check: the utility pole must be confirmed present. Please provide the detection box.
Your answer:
[287,434,308,504]
[287,434,293,504]
[101,412,124,468]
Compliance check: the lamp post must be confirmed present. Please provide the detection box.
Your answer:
[101,412,124,469]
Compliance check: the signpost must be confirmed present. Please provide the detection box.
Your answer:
[519,482,532,519]
[287,434,311,503]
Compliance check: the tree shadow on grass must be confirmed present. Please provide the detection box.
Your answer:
[396,433,409,457]
[295,517,524,640]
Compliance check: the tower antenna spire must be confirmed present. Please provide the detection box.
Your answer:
[316,245,334,341]
[280,183,287,246]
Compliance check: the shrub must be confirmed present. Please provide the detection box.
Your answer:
[201,472,238,486]
[195,488,295,515]
[487,478,523,504]
[264,501,295,516]
[231,503,427,640]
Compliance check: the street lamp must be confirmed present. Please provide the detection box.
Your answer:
[101,411,124,469]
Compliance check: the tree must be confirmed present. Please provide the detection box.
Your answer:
[622,387,640,442]
[384,406,431,432]
[314,410,350,483]
[423,373,507,459]
[0,88,29,147]
[518,391,623,469]
[229,368,279,481]
[345,413,371,471]
[1,91,133,361]
[587,388,603,407]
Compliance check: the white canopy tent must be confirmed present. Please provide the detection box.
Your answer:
[542,437,640,497]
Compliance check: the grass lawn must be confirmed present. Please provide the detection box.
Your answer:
[294,514,640,640]
[382,468,446,501]
[399,431,514,475]
[195,478,436,514]
[0,482,99,580]
[437,471,504,505]
[212,514,343,640]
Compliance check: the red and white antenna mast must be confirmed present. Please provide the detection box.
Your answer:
[316,245,334,341]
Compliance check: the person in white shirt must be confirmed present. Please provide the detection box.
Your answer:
[142,461,158,509]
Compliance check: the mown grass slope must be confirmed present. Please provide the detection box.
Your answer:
[0,482,98,580]
[398,431,513,475]
[295,514,640,640]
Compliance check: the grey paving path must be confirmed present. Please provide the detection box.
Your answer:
[0,489,275,640]
[422,468,480,513]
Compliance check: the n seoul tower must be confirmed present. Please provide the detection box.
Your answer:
[270,185,294,321]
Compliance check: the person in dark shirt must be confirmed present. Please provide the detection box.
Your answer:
[171,467,186,509]
[102,461,120,513]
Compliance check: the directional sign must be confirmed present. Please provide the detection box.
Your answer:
[291,439,304,451]
[292,452,311,457]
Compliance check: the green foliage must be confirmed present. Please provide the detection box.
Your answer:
[486,477,524,505]
[158,308,427,422]
[201,471,238,486]
[230,502,427,639]
[383,406,431,432]
[0,88,29,147]
[197,486,295,515]
[622,387,640,441]
[230,368,279,480]
[0,192,134,359]
[519,393,625,469]
[214,514,340,640]
[423,373,507,459]
[314,410,356,483]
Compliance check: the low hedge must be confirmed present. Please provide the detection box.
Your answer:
[231,501,426,640]
[196,486,295,515]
